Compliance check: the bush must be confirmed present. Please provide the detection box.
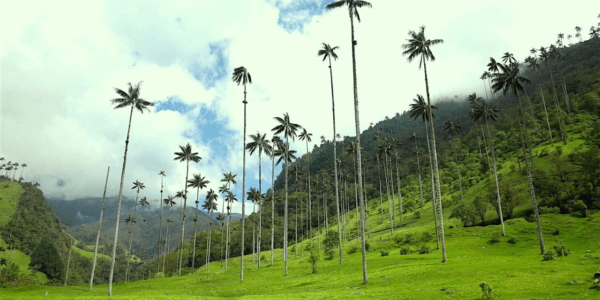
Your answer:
[507,235,518,244]
[29,237,64,281]
[539,206,560,215]
[553,240,570,257]
[400,246,411,255]
[347,245,359,255]
[418,244,430,254]
[415,211,421,219]
[489,232,502,244]
[380,250,389,257]
[569,200,587,217]
[421,232,433,243]
[552,228,560,235]
[307,244,319,274]
[542,251,554,261]
[479,282,493,299]
[404,233,415,244]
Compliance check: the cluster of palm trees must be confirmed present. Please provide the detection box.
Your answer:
[0,158,27,183]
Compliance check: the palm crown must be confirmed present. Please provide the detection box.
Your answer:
[325,0,372,22]
[402,26,444,69]
[174,143,201,164]
[318,43,339,61]
[232,66,252,86]
[111,82,154,113]
[272,113,301,141]
[409,94,437,122]
[246,132,273,157]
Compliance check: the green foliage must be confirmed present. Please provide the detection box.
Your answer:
[306,243,319,274]
[568,200,587,217]
[421,231,433,243]
[479,282,493,299]
[507,235,518,244]
[539,206,560,215]
[29,237,64,281]
[322,231,339,260]
[542,251,554,261]
[553,239,570,257]
[380,250,389,257]
[417,244,430,254]
[489,232,502,244]
[400,246,411,255]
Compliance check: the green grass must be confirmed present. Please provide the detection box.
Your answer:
[2,212,599,299]
[71,245,111,262]
[0,180,23,227]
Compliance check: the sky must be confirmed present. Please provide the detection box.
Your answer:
[1,0,598,214]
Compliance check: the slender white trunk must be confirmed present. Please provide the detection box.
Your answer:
[90,166,110,290]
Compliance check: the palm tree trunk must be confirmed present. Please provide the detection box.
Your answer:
[90,166,110,291]
[191,188,200,273]
[206,209,212,271]
[546,62,566,145]
[108,105,135,296]
[455,151,464,202]
[353,159,360,236]
[394,152,403,226]
[271,155,275,266]
[388,155,396,229]
[157,176,164,274]
[240,85,248,281]
[422,58,447,263]
[383,153,393,233]
[539,85,554,144]
[257,152,262,269]
[414,142,424,209]
[177,160,190,276]
[64,236,74,286]
[284,141,290,276]
[349,10,368,284]
[376,156,384,223]
[327,58,344,262]
[485,118,506,236]
[163,216,170,273]
[424,121,440,250]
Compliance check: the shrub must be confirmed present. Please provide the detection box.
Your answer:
[542,251,554,261]
[29,237,64,281]
[380,250,389,257]
[554,145,563,155]
[569,200,587,217]
[539,206,560,215]
[347,245,359,255]
[507,235,518,244]
[415,211,421,219]
[365,241,370,251]
[307,244,319,274]
[479,282,493,299]
[552,228,560,235]
[404,233,415,244]
[400,246,411,255]
[421,232,433,243]
[489,232,502,244]
[418,244,430,254]
[553,239,570,257]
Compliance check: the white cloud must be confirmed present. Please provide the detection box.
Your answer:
[1,0,597,214]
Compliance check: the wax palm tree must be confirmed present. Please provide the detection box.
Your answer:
[325,0,371,283]
[217,184,228,268]
[501,52,516,64]
[232,65,252,281]
[124,213,137,282]
[156,171,166,274]
[108,81,153,296]
[220,172,236,270]
[567,34,572,45]
[187,173,209,272]
[491,64,545,254]
[298,129,314,245]
[469,93,506,236]
[402,26,447,262]
[525,56,553,144]
[269,136,282,265]
[444,121,464,202]
[19,164,27,179]
[90,167,110,291]
[346,141,361,232]
[245,132,272,269]
[271,113,301,276]
[409,132,425,209]
[225,190,238,270]
[575,26,582,42]
[203,189,218,271]
[317,43,344,263]
[162,195,176,272]
[125,180,145,281]
[174,143,201,275]
[590,26,599,39]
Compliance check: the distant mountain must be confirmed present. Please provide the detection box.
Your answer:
[48,196,245,261]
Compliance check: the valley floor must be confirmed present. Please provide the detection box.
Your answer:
[2,212,600,299]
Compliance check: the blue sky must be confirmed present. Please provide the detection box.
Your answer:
[2,0,597,213]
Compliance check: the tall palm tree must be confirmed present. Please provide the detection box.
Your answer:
[298,130,313,245]
[220,173,236,270]
[270,136,282,265]
[156,171,166,274]
[469,93,506,236]
[443,121,464,202]
[232,66,252,281]
[125,180,145,281]
[246,132,272,269]
[108,82,153,296]
[409,132,425,209]
[173,143,201,275]
[317,43,344,263]
[247,187,264,266]
[90,166,110,291]
[491,63,545,254]
[271,113,301,276]
[187,173,209,272]
[225,190,238,270]
[124,213,137,282]
[525,56,553,144]
[19,163,27,179]
[162,196,176,272]
[539,46,567,144]
[567,34,572,45]
[346,141,361,233]
[325,0,371,283]
[575,26,582,42]
[203,189,218,271]
[402,26,447,263]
